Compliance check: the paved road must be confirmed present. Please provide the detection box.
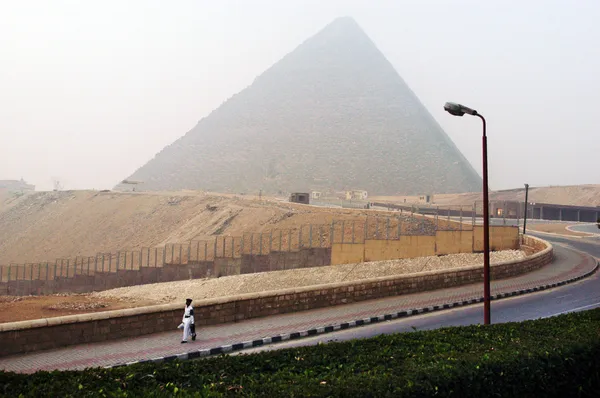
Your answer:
[568,223,600,235]
[241,233,600,354]
[1,234,596,373]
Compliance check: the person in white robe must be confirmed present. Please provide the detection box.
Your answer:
[181,298,197,343]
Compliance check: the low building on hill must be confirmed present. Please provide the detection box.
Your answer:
[289,192,310,204]
[345,190,368,200]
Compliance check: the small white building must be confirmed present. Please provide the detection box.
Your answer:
[345,190,368,200]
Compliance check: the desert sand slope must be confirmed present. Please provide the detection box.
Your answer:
[0,190,423,265]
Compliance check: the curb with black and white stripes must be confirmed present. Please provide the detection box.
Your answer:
[108,259,599,369]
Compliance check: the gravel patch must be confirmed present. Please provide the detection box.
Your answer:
[92,250,526,304]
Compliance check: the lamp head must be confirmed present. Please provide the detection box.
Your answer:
[444,102,478,117]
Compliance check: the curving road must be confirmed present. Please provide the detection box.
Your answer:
[568,223,600,235]
[239,233,600,355]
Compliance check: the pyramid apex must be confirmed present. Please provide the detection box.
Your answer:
[324,16,362,32]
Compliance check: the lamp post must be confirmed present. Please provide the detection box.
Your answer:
[443,102,491,325]
[523,184,529,235]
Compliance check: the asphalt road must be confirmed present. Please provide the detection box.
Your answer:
[568,223,600,235]
[239,233,600,355]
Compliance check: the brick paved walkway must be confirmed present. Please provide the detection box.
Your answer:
[0,244,596,373]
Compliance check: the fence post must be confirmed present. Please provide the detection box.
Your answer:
[386,217,390,240]
[154,247,158,267]
[279,230,283,251]
[269,231,273,252]
[117,251,121,270]
[299,226,303,249]
[330,220,335,246]
[364,218,368,242]
[309,224,313,248]
[397,218,401,239]
[37,262,41,280]
[231,236,235,258]
[375,218,379,239]
[179,245,183,264]
[259,233,263,255]
[163,245,167,265]
[66,259,70,278]
[340,221,345,244]
[107,253,111,272]
[352,221,355,243]
[460,206,463,231]
[319,225,323,247]
[222,237,226,257]
[124,252,128,270]
[204,242,208,261]
[187,243,191,264]
[30,263,34,282]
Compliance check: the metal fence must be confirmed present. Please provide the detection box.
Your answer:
[0,214,469,284]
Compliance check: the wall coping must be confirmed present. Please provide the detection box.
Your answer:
[0,235,551,333]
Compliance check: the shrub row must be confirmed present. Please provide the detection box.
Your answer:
[1,308,599,397]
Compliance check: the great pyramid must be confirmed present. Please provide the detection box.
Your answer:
[119,17,482,195]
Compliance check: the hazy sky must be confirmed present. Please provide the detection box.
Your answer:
[1,0,598,192]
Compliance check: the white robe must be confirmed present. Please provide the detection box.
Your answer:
[182,304,195,341]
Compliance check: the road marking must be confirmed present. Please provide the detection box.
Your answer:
[555,294,572,299]
[543,302,600,318]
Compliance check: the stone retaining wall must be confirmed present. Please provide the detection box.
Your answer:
[0,236,552,357]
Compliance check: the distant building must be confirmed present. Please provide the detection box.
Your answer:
[392,194,434,204]
[0,178,35,193]
[345,190,368,200]
[289,192,310,204]
[310,191,322,200]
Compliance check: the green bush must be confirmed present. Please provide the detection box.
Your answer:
[2,308,599,397]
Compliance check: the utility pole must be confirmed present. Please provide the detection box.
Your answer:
[523,184,529,235]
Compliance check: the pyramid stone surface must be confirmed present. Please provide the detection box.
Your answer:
[120,17,482,195]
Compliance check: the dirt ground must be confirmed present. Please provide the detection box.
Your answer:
[526,223,594,237]
[0,295,152,324]
[0,190,435,265]
[0,249,525,324]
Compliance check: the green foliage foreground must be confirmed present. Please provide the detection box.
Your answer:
[2,309,600,397]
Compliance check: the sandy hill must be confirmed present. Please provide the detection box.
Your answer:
[372,184,600,207]
[0,190,430,265]
[118,16,480,196]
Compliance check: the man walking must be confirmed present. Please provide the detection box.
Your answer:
[181,298,197,343]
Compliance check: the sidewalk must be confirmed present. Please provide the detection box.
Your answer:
[1,244,597,373]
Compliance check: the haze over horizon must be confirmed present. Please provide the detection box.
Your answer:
[1,0,599,193]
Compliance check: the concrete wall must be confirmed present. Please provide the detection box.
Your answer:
[0,235,552,357]
[0,227,518,296]
[331,226,519,264]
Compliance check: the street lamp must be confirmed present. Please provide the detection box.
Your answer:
[443,102,491,325]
